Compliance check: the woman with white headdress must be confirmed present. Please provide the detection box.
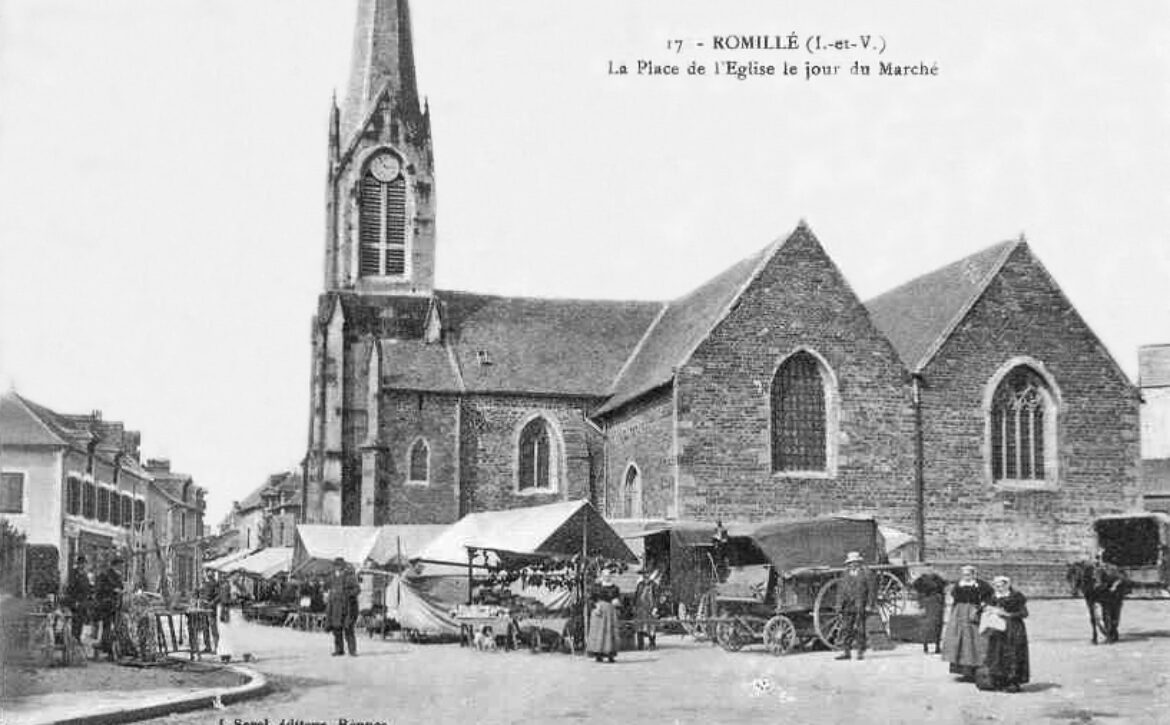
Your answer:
[942,564,993,681]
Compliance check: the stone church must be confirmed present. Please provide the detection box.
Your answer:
[303,0,1139,573]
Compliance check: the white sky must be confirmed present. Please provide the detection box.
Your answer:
[1,1,1168,525]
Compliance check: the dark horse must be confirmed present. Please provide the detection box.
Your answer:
[1065,560,1130,644]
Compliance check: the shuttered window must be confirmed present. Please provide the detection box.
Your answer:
[0,472,24,513]
[109,489,122,526]
[134,499,146,525]
[359,172,407,278]
[121,495,133,529]
[771,352,827,472]
[97,487,111,523]
[66,476,82,516]
[518,419,552,491]
[408,439,429,483]
[83,480,97,519]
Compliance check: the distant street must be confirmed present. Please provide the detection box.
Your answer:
[152,600,1170,725]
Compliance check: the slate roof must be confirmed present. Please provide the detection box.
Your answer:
[1139,346,1170,388]
[597,243,775,415]
[0,392,69,446]
[865,240,1020,371]
[433,291,663,397]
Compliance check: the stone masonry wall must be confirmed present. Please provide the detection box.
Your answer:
[921,244,1140,563]
[602,389,676,519]
[676,228,918,531]
[376,391,460,524]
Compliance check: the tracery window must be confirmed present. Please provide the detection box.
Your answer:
[518,418,553,492]
[771,352,827,472]
[990,366,1054,482]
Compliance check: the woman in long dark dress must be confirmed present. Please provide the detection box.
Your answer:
[943,565,994,680]
[586,578,620,663]
[981,575,1030,692]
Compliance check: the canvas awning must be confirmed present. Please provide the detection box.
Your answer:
[203,548,256,572]
[227,547,293,578]
[291,524,446,578]
[411,500,637,568]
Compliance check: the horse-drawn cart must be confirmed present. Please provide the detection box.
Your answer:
[1094,512,1170,594]
[663,517,910,654]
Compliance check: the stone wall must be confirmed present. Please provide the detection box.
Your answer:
[602,389,675,518]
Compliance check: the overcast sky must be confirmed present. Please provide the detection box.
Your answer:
[1,1,1167,525]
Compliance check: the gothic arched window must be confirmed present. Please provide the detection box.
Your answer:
[517,418,554,492]
[358,152,407,278]
[622,464,642,518]
[409,439,430,484]
[771,351,828,473]
[989,366,1055,482]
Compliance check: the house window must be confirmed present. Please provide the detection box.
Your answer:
[518,418,554,492]
[358,154,407,278]
[622,464,642,518]
[121,495,133,529]
[408,439,430,484]
[83,480,96,519]
[97,487,111,523]
[0,472,24,514]
[990,366,1055,483]
[134,498,145,525]
[66,476,82,516]
[771,351,827,472]
[109,490,122,526]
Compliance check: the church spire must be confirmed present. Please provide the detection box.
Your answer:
[340,0,421,145]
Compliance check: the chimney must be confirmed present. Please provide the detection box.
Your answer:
[146,458,171,474]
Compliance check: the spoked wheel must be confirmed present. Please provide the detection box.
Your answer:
[873,571,909,628]
[715,612,747,652]
[813,578,845,649]
[762,614,798,655]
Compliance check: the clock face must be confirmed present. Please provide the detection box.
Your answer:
[369,153,401,182]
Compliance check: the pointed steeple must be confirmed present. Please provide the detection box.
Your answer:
[328,92,340,165]
[340,0,421,144]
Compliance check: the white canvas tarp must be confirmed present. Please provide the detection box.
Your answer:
[292,524,446,578]
[385,573,461,637]
[228,547,293,578]
[204,548,256,572]
[411,500,636,569]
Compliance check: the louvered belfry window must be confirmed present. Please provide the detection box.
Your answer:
[771,352,827,472]
[991,367,1049,481]
[359,171,407,278]
[518,419,552,491]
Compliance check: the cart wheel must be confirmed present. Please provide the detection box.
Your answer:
[813,578,845,650]
[874,571,909,630]
[763,615,797,655]
[715,614,746,652]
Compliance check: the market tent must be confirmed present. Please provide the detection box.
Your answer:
[385,573,461,637]
[204,548,256,572]
[411,500,637,568]
[227,547,293,578]
[292,524,446,577]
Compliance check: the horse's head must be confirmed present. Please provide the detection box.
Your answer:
[1065,560,1091,596]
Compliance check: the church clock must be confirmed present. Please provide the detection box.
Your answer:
[368,152,401,182]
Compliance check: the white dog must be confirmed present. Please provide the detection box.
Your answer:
[474,626,498,652]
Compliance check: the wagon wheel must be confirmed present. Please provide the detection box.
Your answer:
[763,614,798,655]
[873,571,909,626]
[813,578,845,649]
[715,612,747,652]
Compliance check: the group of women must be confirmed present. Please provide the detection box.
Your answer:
[930,565,1032,693]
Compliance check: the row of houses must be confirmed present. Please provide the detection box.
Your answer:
[0,390,207,598]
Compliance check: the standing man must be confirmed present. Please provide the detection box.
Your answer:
[63,554,93,644]
[834,551,875,661]
[93,555,124,660]
[633,568,661,651]
[326,557,360,657]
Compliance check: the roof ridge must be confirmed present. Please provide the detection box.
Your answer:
[436,289,662,307]
[908,239,1020,371]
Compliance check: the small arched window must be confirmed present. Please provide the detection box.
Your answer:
[622,464,643,518]
[358,152,407,278]
[771,351,827,472]
[518,418,553,491]
[408,439,430,484]
[989,366,1055,483]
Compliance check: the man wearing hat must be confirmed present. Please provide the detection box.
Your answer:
[325,556,360,656]
[94,555,125,660]
[834,551,875,661]
[633,568,661,651]
[63,554,93,643]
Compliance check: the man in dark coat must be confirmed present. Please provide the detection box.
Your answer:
[834,551,875,661]
[63,554,93,643]
[93,556,124,659]
[912,570,948,654]
[326,557,360,656]
[633,569,661,651]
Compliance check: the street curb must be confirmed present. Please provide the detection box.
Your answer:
[42,662,270,725]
